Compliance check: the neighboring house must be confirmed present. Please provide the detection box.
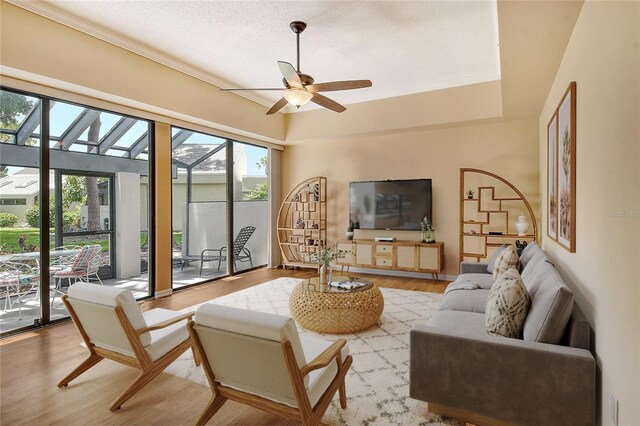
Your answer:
[0,171,41,225]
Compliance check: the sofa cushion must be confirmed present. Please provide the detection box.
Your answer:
[486,244,509,274]
[451,273,494,290]
[493,245,520,281]
[485,269,530,338]
[522,262,574,344]
[440,289,490,314]
[428,310,487,335]
[521,250,552,285]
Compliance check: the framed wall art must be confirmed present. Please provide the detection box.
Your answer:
[547,112,558,241]
[547,81,576,252]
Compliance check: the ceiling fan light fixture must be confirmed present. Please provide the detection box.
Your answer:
[284,88,313,107]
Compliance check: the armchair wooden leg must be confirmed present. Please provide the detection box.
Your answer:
[108,367,165,411]
[339,381,347,409]
[193,393,227,426]
[58,353,103,388]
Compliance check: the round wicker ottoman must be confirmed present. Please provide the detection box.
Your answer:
[289,277,384,334]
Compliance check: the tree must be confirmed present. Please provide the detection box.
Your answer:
[86,117,102,231]
[0,92,34,144]
[62,175,86,208]
[246,182,268,200]
[256,155,268,171]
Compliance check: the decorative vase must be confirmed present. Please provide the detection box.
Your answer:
[420,230,427,243]
[426,230,436,243]
[346,231,354,240]
[319,263,332,284]
[313,184,319,201]
[516,213,530,236]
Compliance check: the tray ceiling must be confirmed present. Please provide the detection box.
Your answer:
[20,0,501,113]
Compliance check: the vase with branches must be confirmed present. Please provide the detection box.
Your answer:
[312,244,347,284]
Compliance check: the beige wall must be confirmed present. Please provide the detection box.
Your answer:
[282,118,540,276]
[537,2,640,425]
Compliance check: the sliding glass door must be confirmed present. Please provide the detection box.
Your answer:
[171,128,229,288]
[169,127,271,288]
[233,142,268,273]
[0,87,154,335]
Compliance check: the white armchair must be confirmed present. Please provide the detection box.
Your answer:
[58,282,198,411]
[188,304,352,426]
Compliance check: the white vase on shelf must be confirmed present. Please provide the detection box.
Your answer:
[515,213,530,236]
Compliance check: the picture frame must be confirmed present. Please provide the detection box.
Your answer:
[547,112,558,241]
[547,81,576,252]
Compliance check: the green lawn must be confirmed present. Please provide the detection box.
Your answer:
[0,228,182,254]
[0,227,171,254]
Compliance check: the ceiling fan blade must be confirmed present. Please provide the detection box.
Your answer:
[221,88,283,91]
[306,80,372,92]
[311,93,346,113]
[266,98,289,115]
[277,61,303,89]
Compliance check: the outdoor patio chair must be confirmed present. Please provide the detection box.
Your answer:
[59,282,198,411]
[0,260,40,319]
[51,244,103,306]
[195,225,256,275]
[188,304,352,426]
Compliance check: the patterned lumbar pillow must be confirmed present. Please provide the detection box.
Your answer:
[486,268,531,338]
[492,245,520,281]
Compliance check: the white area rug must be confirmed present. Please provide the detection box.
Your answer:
[164,277,462,426]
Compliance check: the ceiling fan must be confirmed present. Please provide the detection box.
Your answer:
[221,21,372,115]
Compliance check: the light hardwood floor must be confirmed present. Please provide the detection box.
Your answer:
[0,268,447,425]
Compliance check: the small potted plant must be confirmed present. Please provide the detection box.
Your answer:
[466,189,475,199]
[420,217,436,243]
[346,221,355,240]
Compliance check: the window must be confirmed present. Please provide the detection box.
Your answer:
[0,198,27,205]
[0,87,154,336]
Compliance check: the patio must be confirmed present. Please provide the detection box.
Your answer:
[0,265,228,333]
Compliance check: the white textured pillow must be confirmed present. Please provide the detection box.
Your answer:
[486,269,530,338]
[492,245,521,281]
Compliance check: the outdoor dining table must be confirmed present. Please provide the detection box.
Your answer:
[0,249,82,264]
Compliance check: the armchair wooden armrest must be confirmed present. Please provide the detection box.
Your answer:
[136,312,195,335]
[300,339,347,376]
[137,300,146,307]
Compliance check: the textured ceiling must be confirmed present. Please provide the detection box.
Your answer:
[39,0,501,113]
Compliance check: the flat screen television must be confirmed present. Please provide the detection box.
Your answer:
[349,179,432,230]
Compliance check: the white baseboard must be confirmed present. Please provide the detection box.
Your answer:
[154,288,173,299]
[333,266,457,282]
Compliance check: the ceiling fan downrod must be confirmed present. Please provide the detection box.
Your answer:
[290,21,306,73]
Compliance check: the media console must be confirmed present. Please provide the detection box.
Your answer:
[336,239,445,283]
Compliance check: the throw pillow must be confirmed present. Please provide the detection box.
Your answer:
[492,245,520,281]
[486,268,531,338]
[486,244,509,274]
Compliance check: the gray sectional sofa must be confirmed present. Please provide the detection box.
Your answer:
[410,242,596,426]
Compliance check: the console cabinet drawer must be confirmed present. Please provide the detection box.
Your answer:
[375,244,393,254]
[375,257,392,267]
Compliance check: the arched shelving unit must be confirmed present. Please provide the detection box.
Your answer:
[277,176,327,269]
[459,168,538,269]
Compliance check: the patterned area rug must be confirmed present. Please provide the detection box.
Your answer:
[164,277,462,426]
